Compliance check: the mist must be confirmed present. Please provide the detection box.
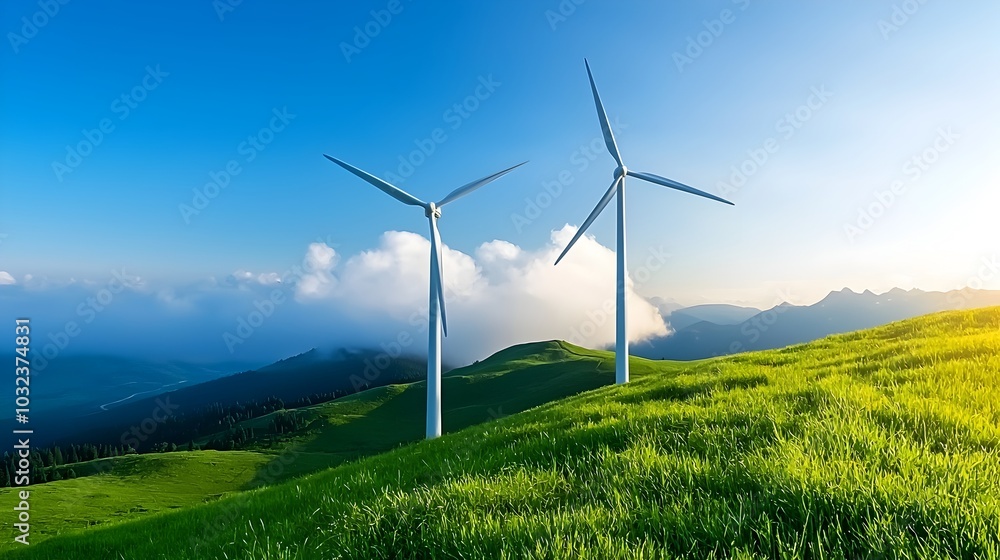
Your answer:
[0,225,669,368]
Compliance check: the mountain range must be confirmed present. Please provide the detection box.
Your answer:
[30,348,429,448]
[636,287,1000,360]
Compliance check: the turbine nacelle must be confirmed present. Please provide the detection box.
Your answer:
[425,202,442,219]
[614,165,628,179]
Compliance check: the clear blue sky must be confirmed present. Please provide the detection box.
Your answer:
[2,1,998,307]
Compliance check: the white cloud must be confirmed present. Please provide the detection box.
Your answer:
[229,269,285,287]
[476,239,521,263]
[296,242,339,299]
[292,226,669,364]
[257,272,282,285]
[0,230,670,365]
[0,271,15,285]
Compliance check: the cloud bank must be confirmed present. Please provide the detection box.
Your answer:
[293,225,669,364]
[0,226,669,367]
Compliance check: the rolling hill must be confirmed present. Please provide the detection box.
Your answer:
[0,339,637,550]
[5,306,1000,558]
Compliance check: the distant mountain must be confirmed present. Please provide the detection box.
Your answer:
[665,303,762,331]
[635,288,1000,360]
[34,347,428,448]
[648,296,686,317]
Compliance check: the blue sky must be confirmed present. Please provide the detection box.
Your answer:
[2,0,998,310]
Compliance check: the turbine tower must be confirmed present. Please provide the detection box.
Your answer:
[555,59,733,385]
[324,155,525,438]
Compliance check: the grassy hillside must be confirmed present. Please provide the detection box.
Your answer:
[187,340,649,458]
[0,340,634,551]
[261,340,674,458]
[0,452,270,546]
[8,308,1000,558]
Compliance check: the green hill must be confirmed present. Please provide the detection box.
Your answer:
[183,340,665,458]
[1,451,271,545]
[0,340,635,551]
[269,340,675,458]
[48,347,429,452]
[6,308,1000,558]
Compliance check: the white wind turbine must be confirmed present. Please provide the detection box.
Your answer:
[324,154,525,439]
[555,59,733,385]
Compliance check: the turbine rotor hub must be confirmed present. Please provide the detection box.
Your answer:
[425,203,442,219]
[615,165,628,179]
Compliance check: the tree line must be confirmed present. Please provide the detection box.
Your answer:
[0,390,337,487]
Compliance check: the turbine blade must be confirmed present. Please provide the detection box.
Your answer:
[437,161,528,207]
[324,154,427,208]
[430,218,448,337]
[584,59,623,167]
[554,176,621,266]
[627,170,734,206]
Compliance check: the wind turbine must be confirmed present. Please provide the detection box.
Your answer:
[555,59,733,385]
[324,154,525,439]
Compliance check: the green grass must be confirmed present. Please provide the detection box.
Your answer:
[0,451,271,549]
[6,307,1000,558]
[0,340,626,551]
[189,339,645,464]
[283,340,667,457]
